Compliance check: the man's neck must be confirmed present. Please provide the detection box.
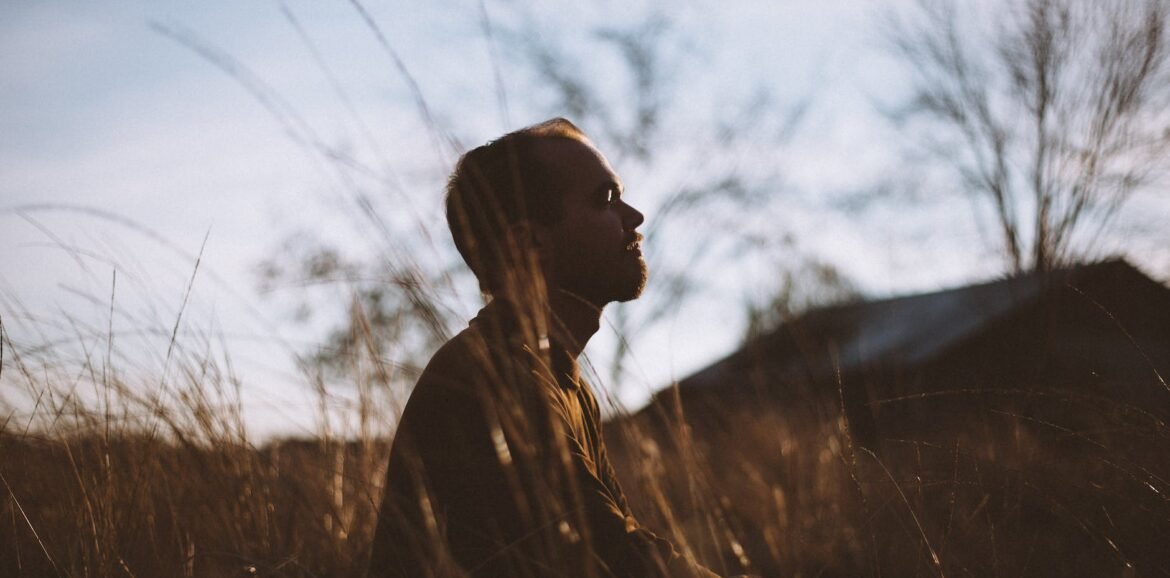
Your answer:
[546,289,603,359]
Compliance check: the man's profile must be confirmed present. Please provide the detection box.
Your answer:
[367,119,721,577]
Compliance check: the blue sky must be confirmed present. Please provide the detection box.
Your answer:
[4,0,1167,438]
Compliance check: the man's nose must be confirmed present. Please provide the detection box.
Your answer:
[621,201,644,229]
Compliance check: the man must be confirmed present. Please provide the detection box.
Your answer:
[368,119,722,577]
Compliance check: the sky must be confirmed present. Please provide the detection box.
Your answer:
[3,0,1168,439]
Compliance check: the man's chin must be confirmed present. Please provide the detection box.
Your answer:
[614,287,645,303]
[614,264,648,303]
[564,260,647,305]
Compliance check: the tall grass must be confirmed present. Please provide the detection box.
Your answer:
[5,286,1170,577]
[1,293,390,577]
[613,386,1170,577]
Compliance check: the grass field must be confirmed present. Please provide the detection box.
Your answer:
[4,323,1168,578]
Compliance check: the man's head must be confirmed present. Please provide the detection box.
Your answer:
[446,118,646,306]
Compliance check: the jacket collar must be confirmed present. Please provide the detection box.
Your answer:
[472,298,582,390]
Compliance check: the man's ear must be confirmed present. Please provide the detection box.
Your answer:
[510,221,550,251]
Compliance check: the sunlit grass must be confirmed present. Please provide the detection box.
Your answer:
[4,284,1169,577]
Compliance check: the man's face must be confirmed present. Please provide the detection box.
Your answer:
[533,137,647,306]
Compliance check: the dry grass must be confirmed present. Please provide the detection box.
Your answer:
[608,387,1170,577]
[2,433,385,577]
[5,317,1169,578]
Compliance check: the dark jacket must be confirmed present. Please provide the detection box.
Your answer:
[368,301,719,578]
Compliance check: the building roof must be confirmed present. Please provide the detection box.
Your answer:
[668,258,1168,396]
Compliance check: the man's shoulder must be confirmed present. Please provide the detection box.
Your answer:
[406,317,520,398]
[391,326,489,449]
[410,325,485,398]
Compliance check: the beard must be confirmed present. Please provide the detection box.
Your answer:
[553,250,648,307]
[613,253,648,303]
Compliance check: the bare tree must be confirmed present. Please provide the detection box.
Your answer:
[742,255,861,342]
[889,0,1170,273]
